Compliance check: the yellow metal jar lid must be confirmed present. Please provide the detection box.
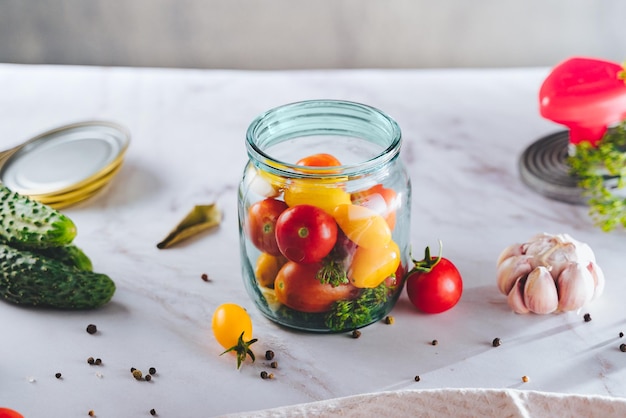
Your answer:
[0,121,130,206]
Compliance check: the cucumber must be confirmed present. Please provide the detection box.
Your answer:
[0,244,115,309]
[0,184,77,249]
[35,244,93,271]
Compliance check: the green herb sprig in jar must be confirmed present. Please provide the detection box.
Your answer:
[568,121,626,232]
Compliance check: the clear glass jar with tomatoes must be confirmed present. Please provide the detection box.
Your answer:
[238,100,411,332]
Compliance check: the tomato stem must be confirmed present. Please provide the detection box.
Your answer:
[408,240,443,273]
[220,331,258,370]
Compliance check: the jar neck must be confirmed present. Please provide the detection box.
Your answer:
[246,100,402,179]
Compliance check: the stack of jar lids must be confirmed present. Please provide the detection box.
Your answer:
[0,121,130,209]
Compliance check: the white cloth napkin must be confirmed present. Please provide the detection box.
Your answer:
[220,388,626,418]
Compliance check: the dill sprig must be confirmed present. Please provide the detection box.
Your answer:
[568,121,626,231]
[325,282,390,331]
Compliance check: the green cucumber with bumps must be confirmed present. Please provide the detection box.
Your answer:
[0,244,115,309]
[0,184,77,249]
[35,244,93,271]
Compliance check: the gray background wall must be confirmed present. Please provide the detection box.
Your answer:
[1,0,624,69]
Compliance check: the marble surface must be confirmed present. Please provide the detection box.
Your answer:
[1,63,625,417]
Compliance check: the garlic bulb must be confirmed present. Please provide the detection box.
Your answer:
[496,233,604,314]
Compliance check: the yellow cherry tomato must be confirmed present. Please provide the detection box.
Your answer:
[212,303,253,350]
[254,252,287,288]
[332,204,391,249]
[348,240,401,288]
[284,179,351,215]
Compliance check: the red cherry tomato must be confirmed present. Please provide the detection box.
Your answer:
[246,198,288,256]
[275,204,338,263]
[296,153,342,167]
[274,262,359,313]
[405,246,463,314]
[0,408,24,418]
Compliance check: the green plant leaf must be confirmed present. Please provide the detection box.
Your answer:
[568,121,626,232]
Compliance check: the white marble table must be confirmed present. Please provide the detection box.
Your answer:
[1,63,625,417]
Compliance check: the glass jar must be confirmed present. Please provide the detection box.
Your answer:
[238,100,411,333]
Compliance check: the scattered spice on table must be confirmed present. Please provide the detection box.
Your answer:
[132,369,143,380]
[431,339,438,346]
[265,350,275,361]
[492,337,502,347]
[150,409,157,416]
[270,361,278,369]
[384,315,395,325]
[87,357,95,365]
[414,375,421,382]
[201,273,210,282]
[145,374,152,382]
[86,324,98,335]
[351,330,361,339]
[620,332,624,338]
[260,371,276,380]
[522,375,530,383]
[94,358,102,365]
[149,367,157,375]
[584,313,592,322]
[55,372,62,379]
[88,410,95,417]
[620,344,626,352]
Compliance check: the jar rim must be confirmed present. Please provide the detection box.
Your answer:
[245,99,402,178]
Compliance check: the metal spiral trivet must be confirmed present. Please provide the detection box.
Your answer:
[518,131,586,205]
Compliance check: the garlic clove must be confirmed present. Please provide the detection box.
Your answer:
[537,240,577,279]
[496,254,534,295]
[556,262,595,312]
[522,233,557,257]
[587,261,605,300]
[560,233,596,264]
[496,243,524,268]
[507,276,530,314]
[524,266,558,314]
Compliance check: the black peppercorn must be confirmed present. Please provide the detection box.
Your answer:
[620,344,626,352]
[265,350,275,361]
[620,332,624,338]
[260,371,269,379]
[55,372,62,379]
[149,367,157,375]
[270,361,278,368]
[201,273,209,282]
[351,330,361,339]
[87,357,95,365]
[583,313,592,322]
[145,374,152,382]
[414,375,421,382]
[86,324,97,334]
[150,409,157,416]
[431,339,438,346]
[95,358,102,365]
[492,337,502,347]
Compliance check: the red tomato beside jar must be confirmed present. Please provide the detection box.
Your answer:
[238,100,412,332]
